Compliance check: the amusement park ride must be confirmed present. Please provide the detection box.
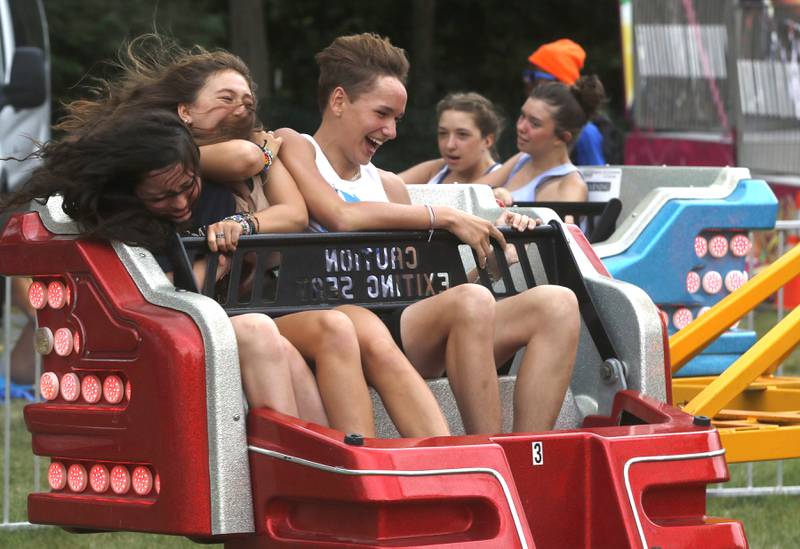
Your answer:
[8,0,800,547]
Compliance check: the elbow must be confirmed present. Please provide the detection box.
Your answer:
[321,210,356,232]
[288,207,309,232]
[239,147,266,177]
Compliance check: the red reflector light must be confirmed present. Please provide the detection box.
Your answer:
[155,473,161,494]
[53,328,74,356]
[60,373,80,402]
[48,462,66,491]
[40,372,59,401]
[110,466,130,494]
[126,381,132,402]
[694,236,708,258]
[28,281,47,310]
[67,464,88,492]
[81,375,102,404]
[708,235,728,258]
[89,465,110,493]
[47,281,67,309]
[702,271,723,294]
[73,331,81,355]
[686,271,700,294]
[730,234,751,257]
[132,466,153,495]
[672,307,693,330]
[103,375,124,404]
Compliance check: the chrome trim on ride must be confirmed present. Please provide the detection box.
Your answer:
[248,444,530,548]
[623,447,726,549]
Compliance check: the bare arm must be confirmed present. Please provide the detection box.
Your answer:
[557,172,589,202]
[381,170,412,204]
[398,158,444,184]
[257,157,308,233]
[274,127,506,264]
[199,140,264,182]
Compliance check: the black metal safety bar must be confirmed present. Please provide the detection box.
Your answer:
[172,222,618,361]
[514,199,622,243]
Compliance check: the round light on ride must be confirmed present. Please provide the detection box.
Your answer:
[686,271,701,294]
[103,375,124,404]
[697,306,711,317]
[730,234,752,257]
[46,281,67,309]
[60,373,80,402]
[89,464,110,493]
[132,466,153,495]
[53,327,74,356]
[694,236,708,258]
[110,465,130,494]
[48,462,67,491]
[702,271,723,294]
[73,331,81,355]
[40,372,60,401]
[672,307,694,330]
[81,375,102,404]
[708,235,729,258]
[67,464,88,492]
[725,270,746,292]
[28,281,47,310]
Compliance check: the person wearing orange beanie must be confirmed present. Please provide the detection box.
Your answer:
[523,39,606,166]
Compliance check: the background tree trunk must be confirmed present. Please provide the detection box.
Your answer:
[229,0,270,102]
[410,0,436,107]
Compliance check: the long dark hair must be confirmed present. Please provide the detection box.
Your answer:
[2,110,200,251]
[58,33,258,144]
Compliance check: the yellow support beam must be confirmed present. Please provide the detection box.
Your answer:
[683,305,800,418]
[669,243,800,373]
[719,424,800,463]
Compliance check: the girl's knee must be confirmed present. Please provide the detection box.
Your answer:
[445,284,496,321]
[313,310,358,348]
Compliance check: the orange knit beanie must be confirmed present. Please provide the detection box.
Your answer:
[527,39,586,85]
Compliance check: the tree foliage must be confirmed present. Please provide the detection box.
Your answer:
[43,0,622,170]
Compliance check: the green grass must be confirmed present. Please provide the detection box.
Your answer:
[1,308,800,547]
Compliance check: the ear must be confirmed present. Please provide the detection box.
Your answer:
[177,104,192,125]
[558,130,573,146]
[483,133,496,150]
[329,86,348,117]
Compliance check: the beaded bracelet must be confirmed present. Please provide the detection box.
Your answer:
[223,213,256,236]
[259,139,274,174]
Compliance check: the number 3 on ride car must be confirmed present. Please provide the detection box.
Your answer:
[531,441,543,466]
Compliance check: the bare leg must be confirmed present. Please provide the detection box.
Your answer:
[400,284,499,435]
[493,286,579,432]
[275,311,375,437]
[285,343,329,426]
[230,314,300,416]
[335,305,449,438]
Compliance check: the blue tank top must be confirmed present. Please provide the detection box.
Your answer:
[427,162,501,184]
[505,154,580,202]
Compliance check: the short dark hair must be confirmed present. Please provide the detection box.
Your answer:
[315,33,409,112]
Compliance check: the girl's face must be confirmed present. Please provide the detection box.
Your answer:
[437,109,492,173]
[178,69,254,135]
[337,75,407,167]
[515,97,564,156]
[135,163,201,224]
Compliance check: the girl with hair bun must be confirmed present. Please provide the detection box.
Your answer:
[399,92,504,184]
[480,75,606,205]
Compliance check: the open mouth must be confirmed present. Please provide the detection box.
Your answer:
[365,136,383,156]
